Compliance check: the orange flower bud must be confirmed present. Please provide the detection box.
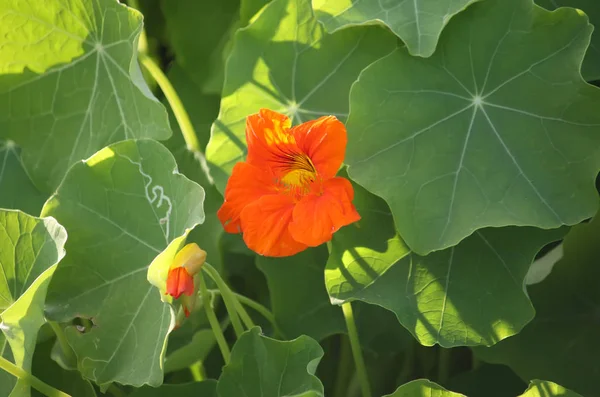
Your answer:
[166,266,194,299]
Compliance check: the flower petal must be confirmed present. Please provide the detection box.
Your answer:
[166,267,194,299]
[246,109,295,172]
[240,194,307,257]
[288,177,361,247]
[218,162,275,233]
[292,116,347,180]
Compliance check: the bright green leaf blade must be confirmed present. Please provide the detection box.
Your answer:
[42,139,205,387]
[474,207,600,396]
[327,181,566,347]
[536,0,600,81]
[129,380,217,397]
[384,379,465,396]
[256,246,345,341]
[0,141,46,215]
[346,0,600,255]
[217,327,324,397]
[0,210,67,397]
[0,0,171,192]
[313,0,479,57]
[519,380,582,397]
[205,0,397,193]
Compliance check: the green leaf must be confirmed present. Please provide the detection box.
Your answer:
[256,246,345,341]
[474,206,600,396]
[0,141,46,215]
[447,363,526,397]
[42,139,205,387]
[129,380,217,397]
[519,380,582,397]
[384,379,465,396]
[313,0,479,57]
[327,180,566,347]
[346,0,600,254]
[536,0,600,81]
[161,0,240,92]
[205,0,397,193]
[0,210,67,397]
[217,327,324,397]
[164,329,216,374]
[0,0,171,192]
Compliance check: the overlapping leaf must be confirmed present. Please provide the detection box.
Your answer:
[327,180,566,347]
[346,0,600,254]
[130,381,217,397]
[0,210,67,397]
[384,379,465,396]
[520,380,582,397]
[313,0,479,57]
[42,139,205,387]
[217,327,324,397]
[475,206,600,396]
[536,0,600,81]
[205,0,397,192]
[0,141,46,215]
[0,0,171,192]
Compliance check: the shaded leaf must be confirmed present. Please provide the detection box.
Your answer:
[42,139,205,387]
[313,0,479,57]
[346,0,600,254]
[0,0,171,192]
[447,363,526,397]
[384,379,465,396]
[164,329,216,374]
[0,141,46,214]
[129,380,217,397]
[327,180,566,347]
[519,380,582,397]
[0,210,67,397]
[217,327,324,397]
[205,0,397,192]
[536,0,600,81]
[474,206,600,396]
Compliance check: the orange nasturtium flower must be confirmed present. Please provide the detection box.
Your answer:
[217,109,361,257]
[166,243,207,317]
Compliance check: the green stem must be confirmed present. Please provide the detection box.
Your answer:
[437,347,451,385]
[107,384,127,397]
[139,53,201,152]
[199,273,231,364]
[0,355,71,397]
[333,335,353,397]
[49,322,75,365]
[202,263,245,338]
[208,289,283,337]
[341,302,371,397]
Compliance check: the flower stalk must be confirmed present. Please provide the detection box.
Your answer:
[342,302,372,397]
[0,355,71,397]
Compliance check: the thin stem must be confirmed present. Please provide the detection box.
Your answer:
[202,263,245,338]
[208,289,284,337]
[0,355,71,397]
[139,53,201,152]
[48,322,75,365]
[333,335,353,397]
[199,273,231,364]
[341,302,371,397]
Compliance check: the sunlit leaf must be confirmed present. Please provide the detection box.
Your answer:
[313,0,479,57]
[0,141,46,214]
[217,327,324,397]
[327,180,566,347]
[205,0,397,192]
[0,210,67,397]
[474,206,600,396]
[0,0,171,192]
[519,380,582,397]
[42,139,205,387]
[346,0,600,254]
[536,0,600,81]
[384,379,465,396]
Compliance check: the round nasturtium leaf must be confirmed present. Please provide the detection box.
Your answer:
[519,380,582,397]
[474,207,600,396]
[346,0,600,255]
[327,179,566,347]
[536,0,600,81]
[217,327,325,397]
[0,210,67,397]
[205,0,397,193]
[384,379,465,397]
[42,139,205,387]
[0,0,171,193]
[312,0,480,57]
